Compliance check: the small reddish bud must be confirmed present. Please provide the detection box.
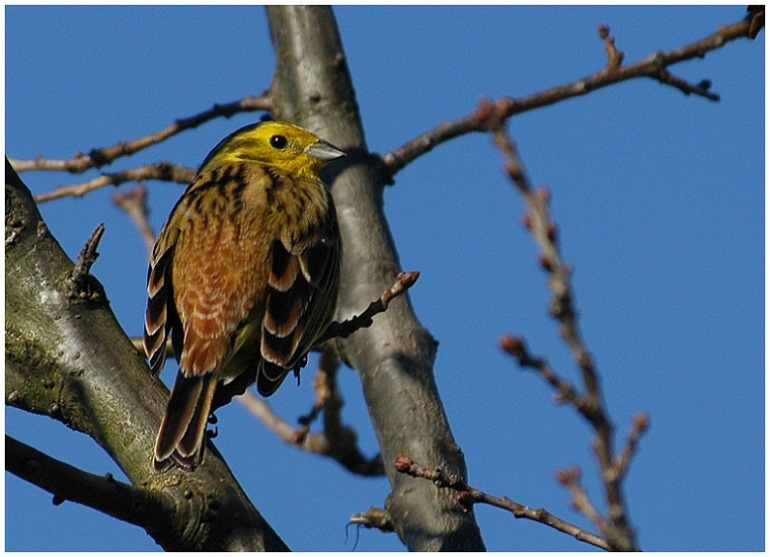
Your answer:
[456,490,475,511]
[598,24,610,39]
[539,255,554,273]
[546,223,558,243]
[555,465,581,485]
[521,213,533,230]
[398,270,420,288]
[552,393,567,405]
[393,455,413,473]
[633,412,651,431]
[504,163,519,180]
[472,98,495,124]
[499,334,525,357]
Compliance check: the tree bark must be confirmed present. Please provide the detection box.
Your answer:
[266,6,486,551]
[5,160,288,551]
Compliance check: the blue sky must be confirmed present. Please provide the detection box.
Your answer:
[5,5,764,552]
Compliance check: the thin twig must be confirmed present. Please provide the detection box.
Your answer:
[746,5,765,39]
[381,15,754,178]
[555,466,608,532]
[237,350,384,476]
[318,270,420,343]
[10,94,272,174]
[112,184,156,255]
[499,335,592,413]
[598,25,624,70]
[613,413,651,480]
[66,224,107,303]
[34,162,194,204]
[348,507,394,532]
[394,456,609,551]
[493,125,642,550]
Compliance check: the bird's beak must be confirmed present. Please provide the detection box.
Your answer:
[307,140,346,162]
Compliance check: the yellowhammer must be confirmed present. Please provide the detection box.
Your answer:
[143,120,344,472]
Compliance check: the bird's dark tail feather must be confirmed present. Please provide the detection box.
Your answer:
[153,372,217,472]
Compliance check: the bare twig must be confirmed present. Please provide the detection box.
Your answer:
[10,94,272,175]
[492,129,599,408]
[555,467,607,531]
[319,270,420,343]
[348,507,394,533]
[394,456,609,551]
[66,224,107,303]
[381,15,754,178]
[499,335,591,413]
[598,25,624,70]
[238,350,384,476]
[493,125,643,550]
[34,162,194,204]
[112,184,156,255]
[613,413,651,485]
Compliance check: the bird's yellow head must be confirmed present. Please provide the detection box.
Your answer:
[199,120,345,178]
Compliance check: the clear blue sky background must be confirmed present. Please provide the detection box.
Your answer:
[5,5,764,552]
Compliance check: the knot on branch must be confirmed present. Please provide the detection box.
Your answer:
[472,97,514,131]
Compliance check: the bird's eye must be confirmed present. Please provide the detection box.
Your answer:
[270,135,288,149]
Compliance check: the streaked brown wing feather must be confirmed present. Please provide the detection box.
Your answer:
[144,245,177,378]
[257,220,340,396]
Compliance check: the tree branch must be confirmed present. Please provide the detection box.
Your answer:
[381,14,755,178]
[266,5,486,551]
[33,161,194,203]
[6,435,175,541]
[491,127,643,551]
[238,350,384,477]
[394,456,610,551]
[9,94,272,175]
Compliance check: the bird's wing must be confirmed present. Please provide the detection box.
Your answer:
[144,242,179,378]
[258,208,340,396]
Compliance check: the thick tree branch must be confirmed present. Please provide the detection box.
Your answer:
[6,435,176,539]
[266,5,486,551]
[5,159,288,551]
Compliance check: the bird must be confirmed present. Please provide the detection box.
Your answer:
[143,120,343,472]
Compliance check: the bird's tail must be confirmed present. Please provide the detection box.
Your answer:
[153,372,217,472]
